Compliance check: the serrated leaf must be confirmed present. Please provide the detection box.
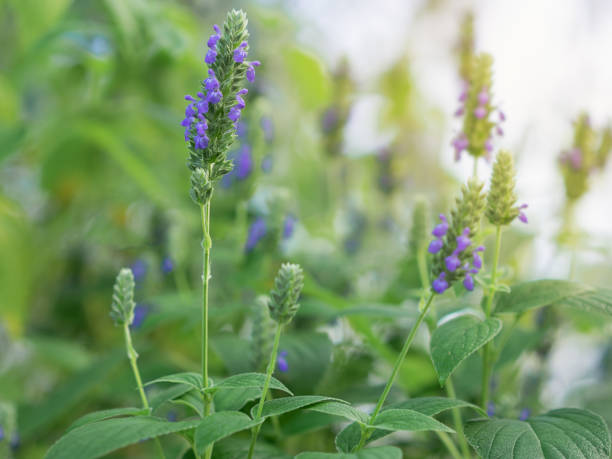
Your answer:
[307,401,368,424]
[251,396,346,419]
[430,315,502,385]
[204,372,292,396]
[335,397,483,453]
[145,372,203,391]
[214,387,261,411]
[370,409,453,433]
[495,280,612,315]
[149,384,192,411]
[46,417,201,459]
[67,407,149,432]
[193,411,263,455]
[296,446,402,459]
[465,408,611,459]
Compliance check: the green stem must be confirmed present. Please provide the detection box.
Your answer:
[436,431,463,459]
[123,324,166,459]
[446,378,471,458]
[248,323,283,459]
[200,202,212,410]
[481,225,502,410]
[356,292,435,451]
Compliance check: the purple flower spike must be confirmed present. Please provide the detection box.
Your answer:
[432,214,449,237]
[474,106,486,119]
[432,272,448,294]
[246,61,260,83]
[463,273,475,291]
[518,203,528,223]
[207,24,221,48]
[456,228,471,252]
[478,88,489,105]
[445,253,461,272]
[228,107,241,122]
[428,238,443,254]
[277,350,289,372]
[233,41,248,63]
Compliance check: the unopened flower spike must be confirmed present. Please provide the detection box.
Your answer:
[268,263,304,325]
[110,268,136,326]
[251,295,275,372]
[429,179,486,293]
[486,150,527,226]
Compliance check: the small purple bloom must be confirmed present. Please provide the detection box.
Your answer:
[235,145,253,180]
[432,214,449,237]
[260,116,274,142]
[283,215,296,239]
[496,125,504,136]
[261,155,273,173]
[428,238,443,254]
[463,273,475,291]
[452,134,469,161]
[499,110,506,122]
[205,48,217,65]
[185,103,197,118]
[0,425,4,441]
[195,134,209,149]
[131,304,150,330]
[432,272,448,294]
[456,228,471,252]
[207,24,221,48]
[184,95,195,102]
[519,408,531,421]
[454,106,464,117]
[130,259,147,282]
[478,88,489,105]
[204,70,220,91]
[487,402,495,417]
[473,246,484,269]
[196,121,207,135]
[245,217,266,252]
[445,253,461,272]
[518,203,528,223]
[458,87,468,102]
[246,61,260,83]
[228,107,241,122]
[233,41,248,63]
[207,90,222,105]
[161,257,174,274]
[277,350,289,372]
[485,137,493,153]
[474,106,486,119]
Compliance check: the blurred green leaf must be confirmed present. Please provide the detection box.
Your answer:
[296,446,403,459]
[67,407,148,432]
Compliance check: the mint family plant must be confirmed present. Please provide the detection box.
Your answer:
[43,9,612,459]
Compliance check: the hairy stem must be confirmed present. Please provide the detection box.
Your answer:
[248,323,283,459]
[446,378,471,458]
[356,292,435,451]
[481,225,502,410]
[123,324,166,459]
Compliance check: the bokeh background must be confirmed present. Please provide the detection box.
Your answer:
[1,0,611,457]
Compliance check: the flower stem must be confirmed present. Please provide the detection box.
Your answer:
[123,324,166,459]
[481,225,502,410]
[445,378,471,458]
[248,323,283,459]
[356,292,435,451]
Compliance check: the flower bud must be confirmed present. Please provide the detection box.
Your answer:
[486,150,525,226]
[251,295,274,372]
[189,167,213,205]
[268,263,304,325]
[110,268,136,326]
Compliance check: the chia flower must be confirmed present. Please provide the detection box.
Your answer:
[428,238,443,254]
[445,252,461,272]
[432,214,448,237]
[234,145,253,180]
[473,245,484,269]
[463,271,475,291]
[268,263,304,325]
[245,217,267,252]
[130,259,147,282]
[246,61,260,83]
[130,304,150,330]
[519,408,531,421]
[455,227,471,252]
[474,106,486,119]
[233,41,248,63]
[205,24,221,65]
[205,48,217,65]
[432,272,448,294]
[452,134,469,161]
[283,214,296,239]
[277,350,289,372]
[161,257,174,274]
[228,89,248,123]
[486,150,527,226]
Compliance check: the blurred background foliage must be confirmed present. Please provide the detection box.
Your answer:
[0,0,611,458]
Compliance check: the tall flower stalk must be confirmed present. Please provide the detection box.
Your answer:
[111,269,165,459]
[248,263,304,459]
[481,150,527,409]
[181,9,259,423]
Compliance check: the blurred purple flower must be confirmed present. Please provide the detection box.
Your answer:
[0,425,4,441]
[235,145,253,180]
[130,304,150,330]
[260,116,274,143]
[161,257,174,274]
[10,433,19,451]
[236,121,248,138]
[277,350,289,372]
[245,217,266,252]
[130,259,147,282]
[283,215,296,239]
[261,155,273,173]
[321,107,339,133]
[519,408,531,421]
[487,402,495,417]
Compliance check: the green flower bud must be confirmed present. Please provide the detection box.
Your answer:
[110,268,136,326]
[268,263,304,325]
[486,150,522,226]
[409,197,430,255]
[251,295,274,372]
[189,167,213,205]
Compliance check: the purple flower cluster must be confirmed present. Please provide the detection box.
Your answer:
[228,89,248,123]
[221,145,253,187]
[518,203,528,223]
[231,39,260,83]
[245,217,266,252]
[428,214,484,293]
[277,350,289,372]
[205,24,220,65]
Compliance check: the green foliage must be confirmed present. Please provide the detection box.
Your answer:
[430,314,502,385]
[296,446,403,459]
[253,395,344,419]
[370,408,453,432]
[203,372,293,395]
[465,408,611,459]
[268,263,305,325]
[486,150,521,226]
[110,268,136,326]
[194,411,263,455]
[67,407,149,432]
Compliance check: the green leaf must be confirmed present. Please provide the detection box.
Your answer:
[495,280,612,315]
[296,446,402,459]
[282,46,331,111]
[67,407,149,431]
[430,315,502,385]
[171,390,203,417]
[145,372,203,391]
[307,401,368,424]
[214,388,261,411]
[149,384,192,412]
[193,411,263,455]
[370,409,454,433]
[46,417,201,459]
[251,396,346,419]
[204,372,292,396]
[465,408,611,459]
